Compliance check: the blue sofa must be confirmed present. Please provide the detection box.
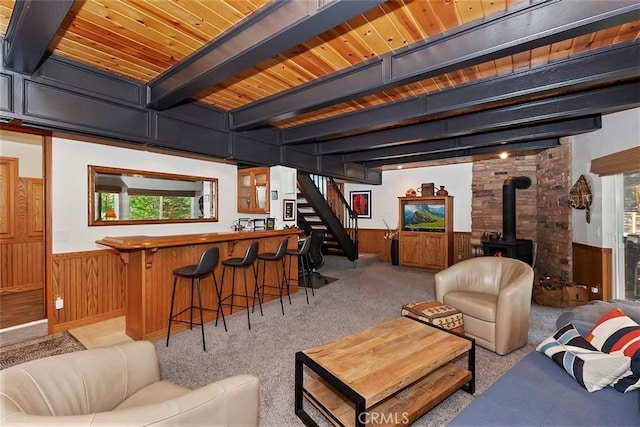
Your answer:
[450,300,640,426]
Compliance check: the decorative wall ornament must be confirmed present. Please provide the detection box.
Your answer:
[569,174,593,223]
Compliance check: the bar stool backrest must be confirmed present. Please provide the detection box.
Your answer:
[297,235,312,256]
[241,241,259,266]
[274,238,289,259]
[192,246,219,276]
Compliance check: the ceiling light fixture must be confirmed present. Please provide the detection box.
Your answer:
[397,165,403,169]
[499,152,509,159]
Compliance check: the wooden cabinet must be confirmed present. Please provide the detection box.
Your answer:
[398,196,454,271]
[237,167,270,213]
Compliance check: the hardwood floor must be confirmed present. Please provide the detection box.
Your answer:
[0,289,45,329]
[68,316,133,349]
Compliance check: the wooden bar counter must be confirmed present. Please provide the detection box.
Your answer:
[96,229,302,341]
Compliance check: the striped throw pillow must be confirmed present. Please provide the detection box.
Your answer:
[586,308,640,392]
[537,323,631,392]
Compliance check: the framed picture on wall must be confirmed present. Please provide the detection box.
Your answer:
[350,190,371,219]
[283,199,295,221]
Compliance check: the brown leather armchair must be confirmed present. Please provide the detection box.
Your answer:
[435,257,534,355]
[0,340,259,426]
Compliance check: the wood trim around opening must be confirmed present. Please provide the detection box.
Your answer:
[590,146,640,176]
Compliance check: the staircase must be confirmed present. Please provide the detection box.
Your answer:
[296,173,359,261]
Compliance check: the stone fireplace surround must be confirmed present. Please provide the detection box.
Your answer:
[471,137,572,281]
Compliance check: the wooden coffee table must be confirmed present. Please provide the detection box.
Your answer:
[295,316,474,426]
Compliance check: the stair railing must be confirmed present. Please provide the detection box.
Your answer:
[327,178,358,255]
[309,174,358,257]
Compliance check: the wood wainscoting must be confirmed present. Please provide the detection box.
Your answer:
[357,229,389,262]
[453,232,472,264]
[50,249,126,332]
[572,242,612,301]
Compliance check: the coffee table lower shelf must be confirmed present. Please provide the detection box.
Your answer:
[302,363,472,427]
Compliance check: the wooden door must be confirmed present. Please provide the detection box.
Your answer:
[423,234,446,270]
[399,232,423,267]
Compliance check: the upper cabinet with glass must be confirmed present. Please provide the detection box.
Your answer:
[89,166,218,226]
[237,167,270,213]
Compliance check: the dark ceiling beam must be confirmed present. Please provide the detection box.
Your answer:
[280,41,640,144]
[313,81,640,155]
[362,139,561,168]
[229,0,640,130]
[342,115,601,162]
[147,0,385,111]
[2,0,74,75]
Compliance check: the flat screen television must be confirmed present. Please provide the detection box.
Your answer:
[402,203,446,231]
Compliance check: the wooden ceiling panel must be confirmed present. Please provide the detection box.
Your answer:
[49,0,270,82]
[1,0,637,140]
[193,0,526,111]
[0,0,15,36]
[272,18,640,129]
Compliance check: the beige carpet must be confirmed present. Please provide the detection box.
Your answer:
[155,261,562,426]
[0,331,85,370]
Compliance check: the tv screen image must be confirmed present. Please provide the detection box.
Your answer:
[403,203,445,231]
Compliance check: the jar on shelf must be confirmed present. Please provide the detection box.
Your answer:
[436,185,449,196]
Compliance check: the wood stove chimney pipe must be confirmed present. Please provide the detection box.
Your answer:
[503,176,531,242]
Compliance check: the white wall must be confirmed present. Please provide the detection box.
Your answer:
[0,130,42,178]
[345,163,473,232]
[572,108,640,247]
[269,165,297,229]
[52,136,238,253]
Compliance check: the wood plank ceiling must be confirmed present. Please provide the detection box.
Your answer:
[1,0,639,170]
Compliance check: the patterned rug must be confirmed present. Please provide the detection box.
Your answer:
[0,332,86,370]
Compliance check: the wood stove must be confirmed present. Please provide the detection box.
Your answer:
[482,176,534,266]
[483,239,533,266]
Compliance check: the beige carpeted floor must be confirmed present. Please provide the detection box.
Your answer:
[154,261,562,426]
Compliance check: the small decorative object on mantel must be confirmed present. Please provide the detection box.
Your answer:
[569,174,593,223]
[436,185,449,196]
[405,188,417,197]
[421,183,434,197]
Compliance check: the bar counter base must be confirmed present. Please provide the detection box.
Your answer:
[97,229,302,341]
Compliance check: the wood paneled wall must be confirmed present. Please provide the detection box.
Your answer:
[453,232,472,264]
[572,242,612,301]
[357,229,389,262]
[51,249,126,332]
[0,241,43,293]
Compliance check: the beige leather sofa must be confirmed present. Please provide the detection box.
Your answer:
[0,340,259,426]
[435,256,534,355]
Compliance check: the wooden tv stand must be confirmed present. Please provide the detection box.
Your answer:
[398,196,454,271]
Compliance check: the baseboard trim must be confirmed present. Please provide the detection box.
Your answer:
[0,319,48,347]
[0,318,47,334]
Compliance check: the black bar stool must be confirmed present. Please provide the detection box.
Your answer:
[216,241,259,330]
[255,238,290,315]
[286,235,314,304]
[166,246,220,351]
